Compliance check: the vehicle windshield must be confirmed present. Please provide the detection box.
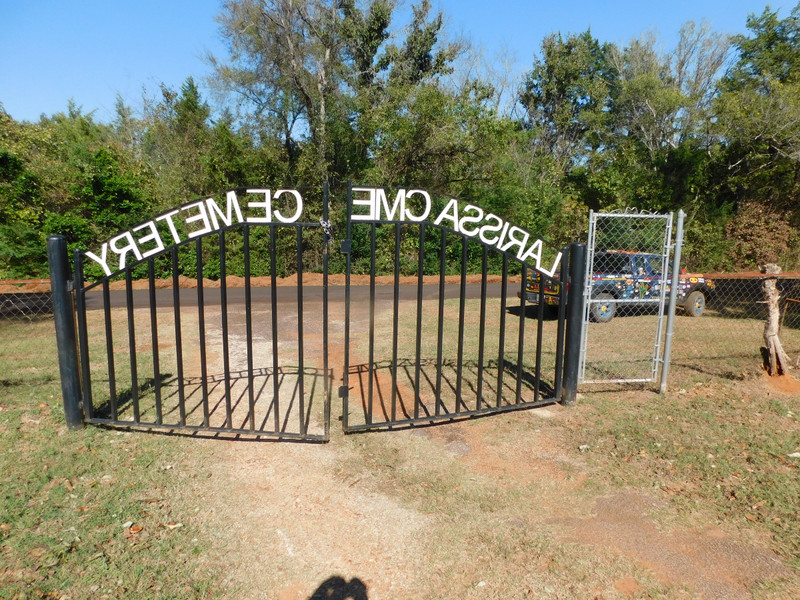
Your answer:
[647,256,664,276]
[594,253,630,275]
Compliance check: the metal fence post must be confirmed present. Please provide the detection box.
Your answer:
[562,242,586,406]
[47,235,83,429]
[660,210,685,394]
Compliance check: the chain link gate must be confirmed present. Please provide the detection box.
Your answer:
[579,209,676,385]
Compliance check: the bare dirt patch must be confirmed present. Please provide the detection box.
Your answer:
[186,394,796,599]
[195,439,432,600]
[554,492,790,600]
[764,372,800,395]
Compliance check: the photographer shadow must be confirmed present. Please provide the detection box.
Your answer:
[307,576,368,600]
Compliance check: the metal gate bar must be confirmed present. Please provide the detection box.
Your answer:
[516,265,527,402]
[391,224,401,421]
[171,247,186,425]
[496,255,508,408]
[367,222,376,426]
[124,269,139,421]
[102,279,117,420]
[269,223,280,432]
[435,228,446,416]
[296,226,305,436]
[456,237,467,412]
[476,246,488,409]
[147,258,163,424]
[413,224,424,420]
[195,238,210,427]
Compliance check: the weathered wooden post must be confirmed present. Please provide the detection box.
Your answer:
[761,263,793,376]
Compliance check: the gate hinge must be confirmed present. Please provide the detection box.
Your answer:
[338,385,350,399]
[66,279,74,292]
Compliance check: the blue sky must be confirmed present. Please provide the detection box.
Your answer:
[0,0,785,123]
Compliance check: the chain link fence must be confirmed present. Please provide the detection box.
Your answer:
[670,274,800,380]
[0,281,56,385]
[577,210,800,387]
[2,268,798,397]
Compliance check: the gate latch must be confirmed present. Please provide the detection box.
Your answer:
[319,219,333,240]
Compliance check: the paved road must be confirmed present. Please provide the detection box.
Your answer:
[84,283,515,310]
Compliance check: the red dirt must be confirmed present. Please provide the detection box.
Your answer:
[764,372,800,394]
[705,271,800,279]
[0,281,52,293]
[0,273,519,293]
[555,492,790,600]
[614,577,643,596]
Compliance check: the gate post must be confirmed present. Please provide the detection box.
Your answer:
[561,242,586,406]
[47,235,83,429]
[660,209,685,394]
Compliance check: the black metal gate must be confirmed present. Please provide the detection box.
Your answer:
[340,185,578,432]
[48,185,584,441]
[52,186,331,441]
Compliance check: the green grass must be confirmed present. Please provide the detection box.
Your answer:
[337,295,800,597]
[0,317,221,599]
[572,379,800,570]
[2,294,799,599]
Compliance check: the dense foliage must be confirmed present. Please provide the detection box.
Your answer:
[2,0,800,279]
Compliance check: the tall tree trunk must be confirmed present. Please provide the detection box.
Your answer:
[761,263,793,375]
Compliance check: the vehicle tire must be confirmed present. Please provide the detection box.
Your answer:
[591,292,616,323]
[684,290,705,317]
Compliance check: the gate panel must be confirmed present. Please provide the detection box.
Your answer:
[341,186,568,432]
[72,187,331,441]
[579,210,673,384]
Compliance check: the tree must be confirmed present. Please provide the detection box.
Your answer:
[725,201,796,268]
[518,30,617,173]
[717,4,800,187]
[608,34,684,158]
[211,0,460,185]
[606,24,727,158]
[722,4,800,92]
[213,0,357,182]
[0,104,157,277]
[141,77,214,204]
[714,3,800,268]
[0,144,47,278]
